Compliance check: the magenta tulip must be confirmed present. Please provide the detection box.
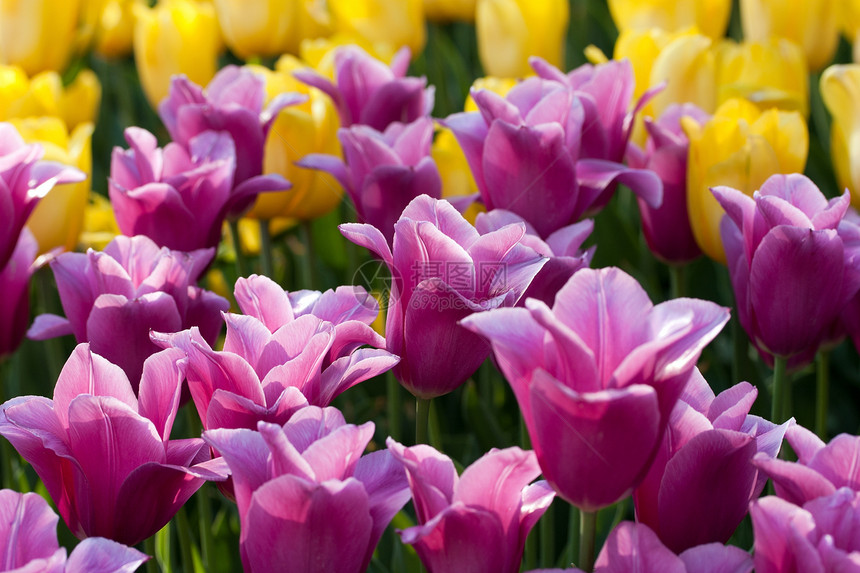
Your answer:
[462,267,729,511]
[299,117,442,244]
[633,369,791,552]
[0,122,85,268]
[294,45,434,131]
[203,407,411,573]
[387,439,554,573]
[627,104,708,264]
[27,234,228,389]
[0,229,37,360]
[0,344,229,545]
[109,127,289,251]
[340,194,546,398]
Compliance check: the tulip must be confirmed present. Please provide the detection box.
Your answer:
[461,267,730,511]
[109,127,289,251]
[93,0,143,59]
[298,35,399,80]
[300,117,442,244]
[328,0,426,56]
[27,234,229,388]
[153,274,397,432]
[0,0,81,74]
[203,407,411,573]
[633,369,791,552]
[685,98,808,263]
[0,229,38,360]
[608,0,731,40]
[711,174,857,363]
[627,104,708,264]
[821,64,860,209]
[0,66,101,130]
[132,0,221,109]
[387,439,554,573]
[341,195,547,398]
[838,1,860,63]
[0,489,149,572]
[0,344,229,545]
[751,489,860,572]
[740,0,838,72]
[424,0,476,22]
[294,45,434,132]
[474,209,594,307]
[475,0,569,78]
[79,191,120,251]
[13,117,93,254]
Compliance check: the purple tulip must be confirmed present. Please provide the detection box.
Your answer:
[340,195,547,398]
[751,488,860,572]
[0,489,149,572]
[475,209,594,307]
[444,72,661,238]
[0,122,85,268]
[461,267,729,511]
[833,209,860,353]
[0,345,229,545]
[753,424,860,506]
[526,522,752,573]
[387,439,554,573]
[27,234,229,389]
[109,127,289,251]
[294,45,434,131]
[627,104,709,264]
[713,174,860,364]
[203,407,411,573]
[633,369,791,552]
[299,117,442,244]
[153,274,397,432]
[0,229,37,360]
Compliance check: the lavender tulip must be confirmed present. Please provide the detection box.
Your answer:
[475,209,594,306]
[294,45,434,131]
[341,195,547,398]
[633,369,791,552]
[0,489,148,572]
[0,229,37,360]
[627,104,709,264]
[713,173,860,364]
[299,117,442,244]
[203,407,411,573]
[0,345,229,545]
[462,267,729,511]
[0,122,85,268]
[109,127,289,251]
[444,70,661,238]
[751,488,860,572]
[387,439,554,573]
[27,234,229,389]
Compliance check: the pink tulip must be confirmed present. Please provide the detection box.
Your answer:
[387,439,554,573]
[462,267,729,511]
[0,344,229,545]
[0,229,38,359]
[341,194,547,398]
[203,407,411,573]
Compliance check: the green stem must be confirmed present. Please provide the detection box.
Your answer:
[668,264,686,300]
[816,351,830,439]
[387,371,401,442]
[175,506,195,573]
[415,397,431,445]
[568,505,580,568]
[184,407,213,571]
[0,361,12,490]
[36,269,64,381]
[300,220,317,290]
[258,219,275,279]
[540,503,555,567]
[771,355,790,423]
[579,510,598,573]
[145,536,159,573]
[228,219,250,278]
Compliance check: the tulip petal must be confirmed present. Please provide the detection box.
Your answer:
[0,490,60,568]
[386,438,458,524]
[807,434,860,491]
[65,537,149,573]
[27,313,74,340]
[752,453,837,505]
[353,449,411,566]
[233,275,294,330]
[594,522,686,573]
[137,348,186,441]
[751,496,823,573]
[678,543,754,573]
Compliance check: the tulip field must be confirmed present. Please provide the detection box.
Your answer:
[4,0,860,572]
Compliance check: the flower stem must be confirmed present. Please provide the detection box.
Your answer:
[415,397,430,445]
[771,355,789,423]
[816,351,830,439]
[228,219,249,278]
[668,263,686,300]
[175,506,195,573]
[568,505,580,567]
[144,536,159,573]
[387,371,401,442]
[258,219,275,279]
[579,509,598,573]
[300,220,317,290]
[0,360,12,490]
[540,504,555,567]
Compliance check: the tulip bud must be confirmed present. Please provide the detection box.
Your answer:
[328,0,426,56]
[608,0,731,40]
[0,0,81,74]
[821,64,860,208]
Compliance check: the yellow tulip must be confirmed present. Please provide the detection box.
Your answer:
[78,192,120,251]
[685,99,808,262]
[820,65,860,208]
[608,0,731,40]
[299,34,397,79]
[740,0,838,71]
[424,0,476,22]
[0,0,82,74]
[13,117,94,254]
[244,55,343,221]
[328,0,425,56]
[93,0,144,58]
[715,38,808,116]
[0,66,100,129]
[476,0,568,78]
[133,0,221,109]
